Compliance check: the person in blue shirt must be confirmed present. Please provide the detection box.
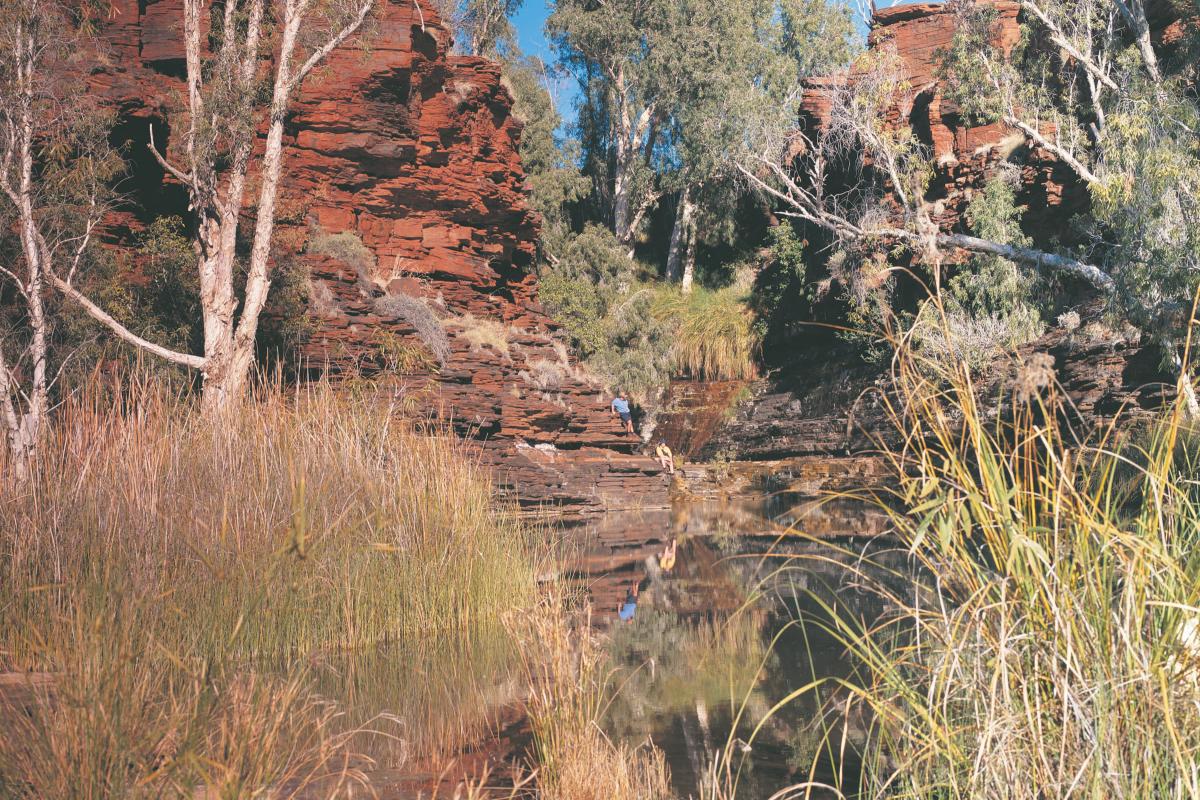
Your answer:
[618,582,639,623]
[611,391,635,436]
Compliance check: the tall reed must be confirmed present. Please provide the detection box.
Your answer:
[0,378,544,796]
[749,311,1200,798]
[510,599,673,800]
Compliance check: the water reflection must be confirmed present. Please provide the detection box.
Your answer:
[565,500,911,800]
[308,485,910,799]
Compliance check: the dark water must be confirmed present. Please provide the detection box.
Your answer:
[565,494,911,799]
[308,484,910,798]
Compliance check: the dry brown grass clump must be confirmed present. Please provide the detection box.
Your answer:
[511,600,673,800]
[454,314,513,358]
[0,378,545,796]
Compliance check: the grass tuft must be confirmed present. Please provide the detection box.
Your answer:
[0,378,545,795]
[652,287,761,382]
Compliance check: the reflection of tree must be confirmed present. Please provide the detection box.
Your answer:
[602,608,775,794]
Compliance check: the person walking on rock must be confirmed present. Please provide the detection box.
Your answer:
[611,391,635,436]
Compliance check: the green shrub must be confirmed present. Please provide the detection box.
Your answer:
[537,225,675,398]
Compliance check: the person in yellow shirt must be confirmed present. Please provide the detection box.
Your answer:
[654,441,675,474]
[659,538,677,572]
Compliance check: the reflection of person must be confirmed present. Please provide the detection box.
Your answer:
[654,442,675,474]
[658,538,677,572]
[611,391,635,436]
[618,583,639,623]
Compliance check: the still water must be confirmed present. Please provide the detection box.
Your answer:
[561,493,912,799]
[312,485,910,798]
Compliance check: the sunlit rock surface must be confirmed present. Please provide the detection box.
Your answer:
[87,0,669,515]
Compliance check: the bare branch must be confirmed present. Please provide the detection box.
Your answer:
[1003,115,1102,185]
[0,263,28,297]
[289,0,376,91]
[1021,0,1121,93]
[50,273,207,369]
[736,162,1117,294]
[938,233,1115,292]
[147,123,195,186]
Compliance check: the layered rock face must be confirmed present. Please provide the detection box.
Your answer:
[800,0,1086,245]
[90,0,668,516]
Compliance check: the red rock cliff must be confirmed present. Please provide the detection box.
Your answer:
[89,0,668,517]
[799,0,1087,245]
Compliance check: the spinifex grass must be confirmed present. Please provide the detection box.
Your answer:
[1,378,540,666]
[653,287,761,382]
[0,377,545,796]
[726,307,1200,799]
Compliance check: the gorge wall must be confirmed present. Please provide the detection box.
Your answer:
[89,0,668,517]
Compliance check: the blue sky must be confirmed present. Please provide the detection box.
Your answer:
[510,0,911,125]
[513,1,555,63]
[512,1,581,123]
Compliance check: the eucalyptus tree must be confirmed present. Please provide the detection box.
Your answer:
[661,0,855,290]
[0,0,117,478]
[549,0,854,280]
[54,0,376,414]
[435,0,525,57]
[548,0,676,251]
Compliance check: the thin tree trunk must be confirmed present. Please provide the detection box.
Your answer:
[666,187,692,281]
[680,198,697,293]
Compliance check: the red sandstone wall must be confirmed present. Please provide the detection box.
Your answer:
[86,0,670,515]
[799,0,1086,244]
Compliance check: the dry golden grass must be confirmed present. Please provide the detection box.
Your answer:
[0,378,545,797]
[652,287,760,382]
[510,599,673,800]
[455,314,513,358]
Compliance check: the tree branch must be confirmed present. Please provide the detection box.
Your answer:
[50,273,207,369]
[1003,115,1101,185]
[147,123,195,187]
[1111,0,1162,83]
[290,0,376,91]
[736,162,1117,294]
[1020,0,1121,93]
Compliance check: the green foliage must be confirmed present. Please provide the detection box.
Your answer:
[436,0,524,57]
[914,176,1046,370]
[652,286,761,381]
[369,329,438,374]
[133,215,205,354]
[501,55,588,232]
[938,0,1200,361]
[549,0,856,264]
[537,225,674,398]
[752,222,814,342]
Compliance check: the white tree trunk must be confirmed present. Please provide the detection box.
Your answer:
[0,29,50,479]
[610,64,655,248]
[55,0,373,416]
[666,187,692,281]
[679,193,698,293]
